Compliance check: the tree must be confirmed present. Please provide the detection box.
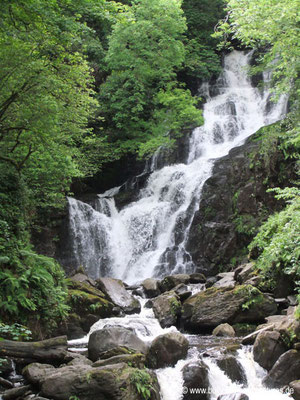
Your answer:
[214,0,300,96]
[99,0,203,157]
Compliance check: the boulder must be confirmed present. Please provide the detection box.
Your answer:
[142,278,161,298]
[216,356,247,385]
[182,286,277,331]
[189,273,206,284]
[253,331,287,371]
[289,380,300,400]
[40,363,160,400]
[241,326,273,345]
[182,360,210,400]
[263,350,300,388]
[152,291,181,328]
[88,326,147,362]
[256,307,300,343]
[234,263,255,284]
[159,274,190,292]
[67,353,93,366]
[213,324,236,337]
[173,284,192,301]
[92,353,145,369]
[214,272,236,289]
[146,332,188,369]
[22,363,55,386]
[217,394,249,400]
[96,277,141,314]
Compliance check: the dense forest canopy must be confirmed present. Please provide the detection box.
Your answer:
[0,0,299,336]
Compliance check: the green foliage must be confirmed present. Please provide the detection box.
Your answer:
[99,0,202,157]
[0,249,69,332]
[214,0,300,97]
[130,369,153,400]
[0,322,32,341]
[249,188,300,295]
[181,0,224,84]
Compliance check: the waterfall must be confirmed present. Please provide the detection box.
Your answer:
[66,50,287,283]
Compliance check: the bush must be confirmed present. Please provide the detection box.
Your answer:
[0,249,69,335]
[249,188,300,297]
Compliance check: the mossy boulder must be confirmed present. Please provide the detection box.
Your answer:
[96,277,141,314]
[40,363,160,400]
[152,291,181,328]
[88,326,148,362]
[181,285,277,331]
[146,332,188,369]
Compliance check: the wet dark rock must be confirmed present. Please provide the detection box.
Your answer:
[2,385,32,400]
[181,285,277,331]
[173,284,192,301]
[206,276,218,288]
[263,350,300,388]
[253,330,287,370]
[146,332,188,369]
[189,273,206,284]
[186,126,294,275]
[142,278,161,298]
[182,360,210,400]
[216,355,247,385]
[96,277,141,314]
[0,358,14,376]
[0,377,14,389]
[234,263,255,284]
[88,326,147,362]
[159,274,190,293]
[152,291,181,328]
[213,323,236,337]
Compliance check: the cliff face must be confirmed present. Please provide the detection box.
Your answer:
[186,126,295,275]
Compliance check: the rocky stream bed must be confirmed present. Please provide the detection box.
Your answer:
[1,268,300,400]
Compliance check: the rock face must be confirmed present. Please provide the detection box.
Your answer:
[263,350,300,388]
[152,291,181,328]
[142,278,161,298]
[182,285,277,331]
[185,128,293,275]
[96,277,141,314]
[88,326,148,362]
[40,363,160,400]
[253,331,287,371]
[216,356,247,385]
[146,332,189,369]
[213,324,236,337]
[182,360,210,400]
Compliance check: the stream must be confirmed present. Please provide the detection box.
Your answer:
[67,50,289,399]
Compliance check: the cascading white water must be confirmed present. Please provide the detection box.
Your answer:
[67,50,287,283]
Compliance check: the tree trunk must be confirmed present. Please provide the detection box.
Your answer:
[0,336,68,363]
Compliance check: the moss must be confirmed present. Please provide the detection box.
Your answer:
[66,279,106,298]
[169,297,181,316]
